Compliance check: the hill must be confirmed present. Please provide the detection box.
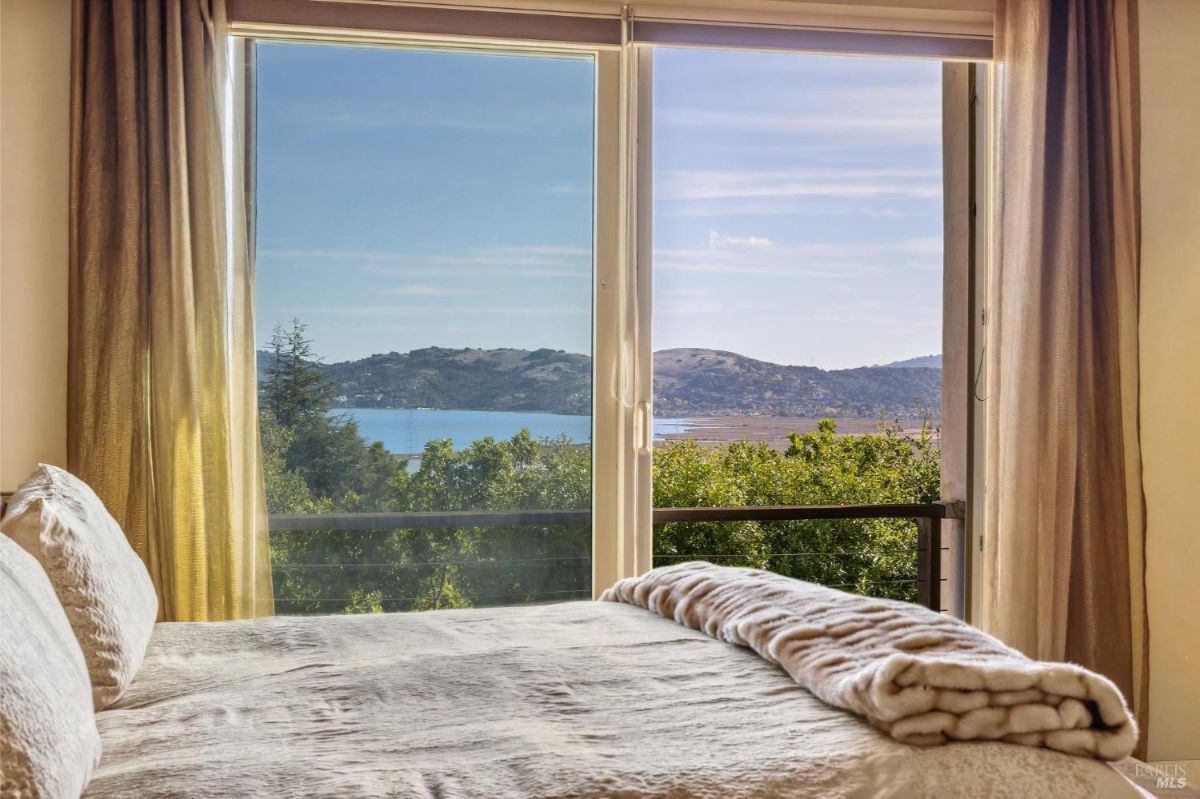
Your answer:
[652,349,939,417]
[321,347,592,415]
[265,346,941,418]
[880,354,942,370]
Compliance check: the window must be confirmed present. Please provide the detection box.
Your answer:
[253,42,601,614]
[238,17,984,618]
[649,48,945,605]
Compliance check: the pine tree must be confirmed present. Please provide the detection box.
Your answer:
[261,319,335,428]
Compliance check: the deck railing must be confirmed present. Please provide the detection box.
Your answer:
[269,501,964,612]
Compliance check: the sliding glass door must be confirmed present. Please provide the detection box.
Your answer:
[650,48,946,605]
[245,32,974,616]
[253,42,597,614]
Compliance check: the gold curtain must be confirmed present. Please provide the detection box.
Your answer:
[983,0,1147,744]
[68,0,273,621]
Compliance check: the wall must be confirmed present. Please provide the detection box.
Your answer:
[0,0,1195,762]
[0,0,72,491]
[1139,0,1200,764]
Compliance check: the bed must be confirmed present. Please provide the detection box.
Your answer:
[1,469,1149,798]
[85,601,1146,798]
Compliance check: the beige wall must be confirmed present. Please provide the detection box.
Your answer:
[0,0,72,491]
[1139,0,1200,764]
[0,0,1195,761]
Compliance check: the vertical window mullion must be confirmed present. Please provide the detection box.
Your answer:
[591,48,625,597]
[592,41,652,597]
[631,45,654,579]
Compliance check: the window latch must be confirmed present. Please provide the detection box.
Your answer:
[635,400,653,455]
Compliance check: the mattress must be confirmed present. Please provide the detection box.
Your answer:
[87,601,1145,798]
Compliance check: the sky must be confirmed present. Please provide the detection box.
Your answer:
[255,44,942,370]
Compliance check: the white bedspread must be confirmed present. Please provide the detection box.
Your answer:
[87,602,1145,798]
[604,563,1136,759]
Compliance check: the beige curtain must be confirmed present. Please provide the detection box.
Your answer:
[69,0,273,621]
[984,0,1147,739]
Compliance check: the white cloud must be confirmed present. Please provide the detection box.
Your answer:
[651,236,940,277]
[258,244,592,279]
[271,101,592,138]
[656,166,939,220]
[658,168,941,204]
[259,247,394,261]
[658,108,940,139]
[483,245,591,259]
[376,284,461,297]
[708,230,773,250]
[284,304,587,318]
[654,78,942,146]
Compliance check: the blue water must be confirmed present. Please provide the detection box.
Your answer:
[333,408,695,454]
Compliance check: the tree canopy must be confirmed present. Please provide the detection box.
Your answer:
[261,321,941,615]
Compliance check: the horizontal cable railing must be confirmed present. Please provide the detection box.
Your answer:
[653,502,962,612]
[268,503,961,532]
[270,508,591,531]
[268,501,963,613]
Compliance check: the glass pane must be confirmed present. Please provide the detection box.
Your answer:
[254,43,595,615]
[651,49,943,602]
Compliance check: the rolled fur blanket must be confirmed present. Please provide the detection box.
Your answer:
[602,562,1136,760]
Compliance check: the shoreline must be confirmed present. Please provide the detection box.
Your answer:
[334,407,937,457]
[658,416,937,453]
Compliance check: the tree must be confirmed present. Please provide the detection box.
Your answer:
[258,319,942,615]
[652,418,940,601]
[259,320,407,511]
[265,417,939,614]
[261,319,335,429]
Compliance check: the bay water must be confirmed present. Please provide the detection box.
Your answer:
[333,407,695,455]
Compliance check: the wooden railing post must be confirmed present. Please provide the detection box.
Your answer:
[915,516,943,612]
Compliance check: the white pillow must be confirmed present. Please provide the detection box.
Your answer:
[1,464,158,709]
[0,532,102,797]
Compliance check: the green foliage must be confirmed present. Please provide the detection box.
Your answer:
[266,433,592,615]
[261,319,335,428]
[654,417,941,601]
[260,325,941,615]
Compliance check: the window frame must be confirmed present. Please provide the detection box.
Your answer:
[232,20,991,614]
[940,60,992,620]
[234,29,631,602]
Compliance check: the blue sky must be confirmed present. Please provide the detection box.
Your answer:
[255,44,942,370]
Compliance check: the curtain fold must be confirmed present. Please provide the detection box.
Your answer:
[983,0,1147,741]
[69,0,273,621]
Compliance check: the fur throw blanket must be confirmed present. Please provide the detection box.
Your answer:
[602,562,1136,760]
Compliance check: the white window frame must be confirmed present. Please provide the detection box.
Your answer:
[967,62,993,624]
[232,27,637,601]
[940,60,992,621]
[592,43,637,597]
[231,17,992,611]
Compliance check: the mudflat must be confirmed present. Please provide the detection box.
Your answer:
[659,416,938,452]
